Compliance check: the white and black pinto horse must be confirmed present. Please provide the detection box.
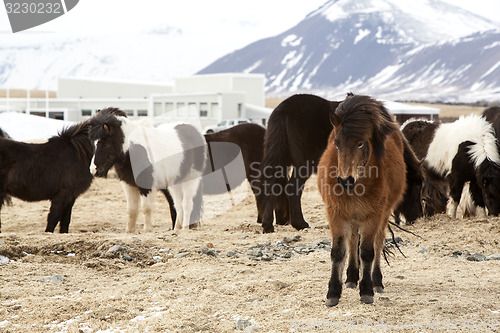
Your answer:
[424,114,500,217]
[89,108,206,232]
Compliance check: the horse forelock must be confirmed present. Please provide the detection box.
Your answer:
[336,94,398,159]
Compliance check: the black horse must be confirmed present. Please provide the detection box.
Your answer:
[203,123,284,222]
[398,119,447,219]
[258,94,423,233]
[0,122,94,233]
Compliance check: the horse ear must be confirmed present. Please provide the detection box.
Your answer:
[103,124,111,135]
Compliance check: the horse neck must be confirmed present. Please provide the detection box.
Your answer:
[118,117,143,153]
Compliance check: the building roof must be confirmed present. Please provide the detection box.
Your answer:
[383,100,440,115]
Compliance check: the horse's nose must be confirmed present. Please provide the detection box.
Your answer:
[337,175,355,190]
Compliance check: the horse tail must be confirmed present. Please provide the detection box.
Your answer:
[161,189,177,229]
[258,113,291,217]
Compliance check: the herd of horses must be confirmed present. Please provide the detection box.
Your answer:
[1,93,499,307]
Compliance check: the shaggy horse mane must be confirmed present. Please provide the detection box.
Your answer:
[332,93,399,159]
[52,122,94,166]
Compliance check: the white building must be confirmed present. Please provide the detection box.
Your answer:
[0,73,270,129]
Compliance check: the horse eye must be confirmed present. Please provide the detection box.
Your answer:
[358,142,364,148]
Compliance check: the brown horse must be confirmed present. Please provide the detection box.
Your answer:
[318,94,406,306]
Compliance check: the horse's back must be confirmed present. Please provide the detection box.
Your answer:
[426,114,495,176]
[1,138,92,201]
[267,94,338,166]
[135,122,206,187]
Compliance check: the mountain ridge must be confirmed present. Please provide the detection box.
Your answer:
[198,0,500,102]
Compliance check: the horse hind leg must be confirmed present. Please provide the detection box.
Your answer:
[182,178,203,229]
[59,198,76,233]
[287,169,310,230]
[141,192,155,232]
[46,196,67,233]
[170,187,184,231]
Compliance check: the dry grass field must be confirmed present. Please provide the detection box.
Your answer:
[1,176,499,332]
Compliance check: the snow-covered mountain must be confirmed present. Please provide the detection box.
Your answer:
[0,29,200,89]
[198,0,500,102]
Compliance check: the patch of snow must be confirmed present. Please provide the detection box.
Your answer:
[484,41,500,49]
[354,29,371,44]
[281,34,302,47]
[243,60,262,73]
[0,112,74,141]
[480,61,500,79]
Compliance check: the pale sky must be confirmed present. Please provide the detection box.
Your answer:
[0,0,498,90]
[1,0,498,39]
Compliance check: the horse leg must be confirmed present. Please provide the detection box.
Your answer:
[181,178,202,229]
[59,198,76,233]
[121,182,140,233]
[287,170,310,230]
[446,174,465,219]
[45,197,66,233]
[261,196,276,233]
[141,192,155,232]
[326,223,347,307]
[372,221,388,293]
[161,189,177,229]
[469,177,487,216]
[275,192,289,225]
[170,187,184,230]
[358,225,376,304]
[345,225,359,289]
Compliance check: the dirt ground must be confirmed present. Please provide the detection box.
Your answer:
[1,175,499,333]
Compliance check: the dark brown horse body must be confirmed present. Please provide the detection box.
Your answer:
[259,94,341,233]
[204,123,270,221]
[399,120,448,217]
[318,94,407,306]
[0,123,94,233]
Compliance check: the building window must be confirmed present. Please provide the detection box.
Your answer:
[153,102,162,116]
[188,103,197,117]
[125,109,134,117]
[237,103,242,118]
[49,111,64,120]
[81,109,92,117]
[138,109,148,117]
[165,102,174,113]
[30,111,46,118]
[199,103,208,117]
[176,103,186,117]
[211,103,220,118]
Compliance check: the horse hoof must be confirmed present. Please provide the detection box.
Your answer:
[345,282,357,289]
[326,298,339,307]
[360,295,374,304]
[373,286,384,293]
[292,221,310,230]
[262,226,275,233]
